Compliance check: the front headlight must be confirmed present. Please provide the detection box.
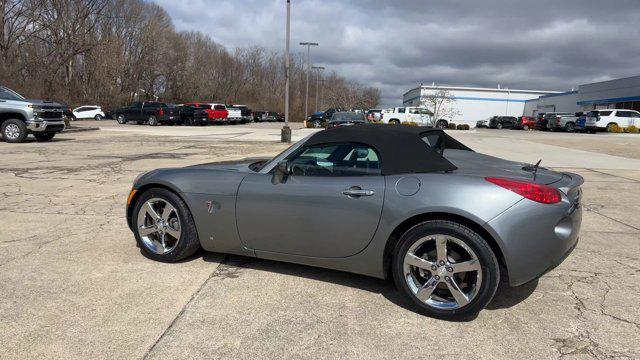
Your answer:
[28,104,42,110]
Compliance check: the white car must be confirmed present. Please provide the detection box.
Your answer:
[73,105,105,120]
[585,109,640,133]
[381,107,434,126]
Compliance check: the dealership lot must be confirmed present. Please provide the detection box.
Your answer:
[1,125,639,359]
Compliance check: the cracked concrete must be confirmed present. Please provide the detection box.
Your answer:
[1,125,639,359]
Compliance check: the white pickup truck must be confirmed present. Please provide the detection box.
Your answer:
[381,107,434,126]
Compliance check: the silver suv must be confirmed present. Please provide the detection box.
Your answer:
[0,86,65,143]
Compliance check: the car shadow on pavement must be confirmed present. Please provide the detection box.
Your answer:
[199,252,538,321]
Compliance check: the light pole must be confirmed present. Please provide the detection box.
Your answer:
[299,42,318,122]
[281,0,291,143]
[311,66,325,112]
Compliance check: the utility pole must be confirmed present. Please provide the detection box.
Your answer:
[312,66,325,112]
[281,0,291,143]
[299,42,318,122]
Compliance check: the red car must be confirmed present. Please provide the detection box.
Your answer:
[183,102,229,125]
[514,116,536,130]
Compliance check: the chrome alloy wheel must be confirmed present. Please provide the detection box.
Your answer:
[137,198,181,254]
[5,123,21,140]
[403,235,482,310]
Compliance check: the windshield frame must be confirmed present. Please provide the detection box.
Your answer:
[0,86,26,101]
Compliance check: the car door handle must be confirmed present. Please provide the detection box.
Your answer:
[342,188,375,197]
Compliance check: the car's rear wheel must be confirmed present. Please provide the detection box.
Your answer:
[436,120,448,129]
[312,119,322,128]
[392,220,500,319]
[1,119,28,143]
[133,188,200,262]
[606,123,617,132]
[389,119,400,125]
[523,125,529,130]
[148,115,158,126]
[496,122,503,129]
[565,122,575,132]
[94,114,103,121]
[117,114,126,124]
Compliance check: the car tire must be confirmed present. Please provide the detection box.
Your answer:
[523,125,529,130]
[389,119,401,125]
[436,120,448,129]
[565,122,575,132]
[496,123,503,129]
[33,132,56,141]
[132,188,201,262]
[392,220,500,319]
[606,123,617,132]
[94,114,103,121]
[1,119,28,143]
[117,114,126,124]
[148,116,158,126]
[312,119,322,128]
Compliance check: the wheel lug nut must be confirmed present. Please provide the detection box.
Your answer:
[445,276,450,281]
[439,260,445,266]
[447,267,453,272]
[434,275,440,280]
[431,265,437,271]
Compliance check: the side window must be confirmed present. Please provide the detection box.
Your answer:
[398,108,406,114]
[76,107,87,112]
[131,102,142,108]
[288,143,381,177]
[409,108,420,114]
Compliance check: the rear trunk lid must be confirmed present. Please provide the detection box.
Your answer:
[444,149,564,185]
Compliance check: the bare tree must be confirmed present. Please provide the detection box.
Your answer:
[420,88,459,126]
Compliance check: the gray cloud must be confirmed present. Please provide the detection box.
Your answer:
[154,0,640,106]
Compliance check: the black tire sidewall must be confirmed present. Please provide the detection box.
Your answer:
[149,116,158,126]
[132,188,200,262]
[392,220,500,319]
[2,119,28,143]
[117,115,126,124]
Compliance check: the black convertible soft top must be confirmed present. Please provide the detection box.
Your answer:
[303,125,473,175]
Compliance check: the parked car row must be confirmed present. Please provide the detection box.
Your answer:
[111,101,284,126]
[478,109,640,134]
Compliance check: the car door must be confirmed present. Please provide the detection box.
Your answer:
[236,143,385,258]
[127,102,142,120]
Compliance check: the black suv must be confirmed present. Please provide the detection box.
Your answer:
[488,116,516,129]
[114,102,178,126]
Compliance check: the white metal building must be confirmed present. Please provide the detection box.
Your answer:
[402,85,558,127]
[524,75,640,116]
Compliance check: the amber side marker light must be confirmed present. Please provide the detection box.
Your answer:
[485,177,561,204]
[127,188,138,206]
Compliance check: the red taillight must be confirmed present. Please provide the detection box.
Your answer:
[158,108,164,116]
[485,177,561,204]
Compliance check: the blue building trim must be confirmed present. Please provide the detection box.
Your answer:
[403,95,528,104]
[577,95,640,105]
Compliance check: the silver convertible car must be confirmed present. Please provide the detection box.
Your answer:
[126,125,583,319]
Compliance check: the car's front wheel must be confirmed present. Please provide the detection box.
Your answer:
[392,220,500,319]
[132,188,200,262]
[1,119,28,143]
[117,114,126,124]
[148,115,158,126]
[312,119,322,128]
[95,114,103,121]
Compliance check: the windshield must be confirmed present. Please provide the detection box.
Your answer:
[331,112,365,121]
[0,87,25,101]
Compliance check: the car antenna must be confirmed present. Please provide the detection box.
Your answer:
[532,159,541,181]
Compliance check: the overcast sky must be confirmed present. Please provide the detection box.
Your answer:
[154,0,640,106]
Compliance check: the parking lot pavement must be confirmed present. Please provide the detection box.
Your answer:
[1,129,639,359]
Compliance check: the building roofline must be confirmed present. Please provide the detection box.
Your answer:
[403,85,561,97]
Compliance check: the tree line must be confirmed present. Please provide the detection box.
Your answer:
[0,0,380,119]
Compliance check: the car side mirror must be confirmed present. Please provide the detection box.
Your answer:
[271,160,292,184]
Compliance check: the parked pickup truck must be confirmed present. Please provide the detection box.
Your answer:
[114,101,178,126]
[231,105,252,123]
[0,85,65,143]
[545,112,579,132]
[224,105,243,124]
[380,107,435,126]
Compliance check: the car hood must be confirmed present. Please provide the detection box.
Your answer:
[444,149,563,184]
[24,99,63,108]
[186,157,270,172]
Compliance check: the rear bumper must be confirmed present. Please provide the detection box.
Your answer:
[484,174,583,286]
[26,120,65,133]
